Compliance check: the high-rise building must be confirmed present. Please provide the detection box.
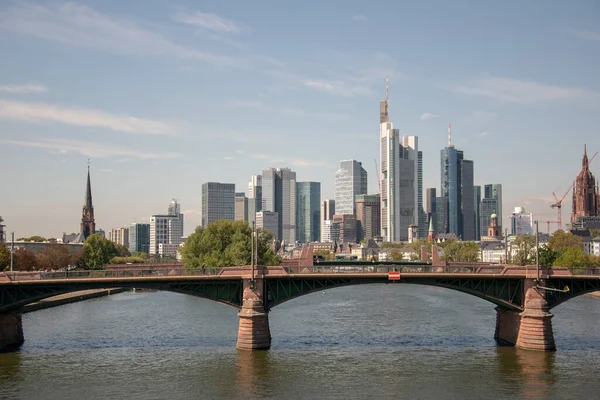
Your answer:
[441,141,463,236]
[479,198,498,239]
[202,182,235,228]
[235,192,248,222]
[417,151,427,239]
[356,194,381,241]
[248,175,262,199]
[129,223,150,254]
[461,160,476,240]
[425,188,437,232]
[474,186,482,241]
[256,211,279,241]
[110,227,129,248]
[296,182,321,243]
[510,207,533,236]
[484,184,503,229]
[333,214,357,244]
[320,199,335,242]
[572,145,600,224]
[0,216,5,243]
[260,167,296,243]
[322,220,340,243]
[334,160,368,216]
[435,196,448,238]
[397,136,420,242]
[150,200,184,257]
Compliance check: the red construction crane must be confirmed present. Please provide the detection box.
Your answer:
[551,151,597,230]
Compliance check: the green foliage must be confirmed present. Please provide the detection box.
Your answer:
[314,249,333,260]
[114,244,131,257]
[512,235,536,266]
[180,220,281,268]
[440,241,480,262]
[389,250,404,261]
[410,238,432,258]
[0,242,11,271]
[590,228,600,238]
[381,242,405,248]
[109,256,145,264]
[17,236,46,242]
[548,230,582,252]
[83,234,119,270]
[553,247,588,270]
[538,244,559,267]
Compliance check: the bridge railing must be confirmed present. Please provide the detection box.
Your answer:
[284,264,507,275]
[4,268,223,280]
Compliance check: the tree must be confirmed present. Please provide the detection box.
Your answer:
[440,240,462,261]
[14,248,39,271]
[16,236,46,242]
[538,244,559,267]
[0,242,10,271]
[37,245,71,270]
[180,220,280,268]
[410,238,432,259]
[512,235,536,266]
[115,244,131,257]
[548,230,582,252]
[70,248,87,269]
[83,234,119,270]
[314,249,333,261]
[440,241,480,262]
[589,228,600,239]
[553,247,588,270]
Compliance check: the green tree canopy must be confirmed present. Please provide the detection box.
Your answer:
[512,235,536,266]
[538,244,559,267]
[553,247,588,270]
[0,242,10,271]
[548,230,582,252]
[440,241,480,262]
[180,220,280,268]
[16,236,46,242]
[115,244,131,257]
[83,234,119,270]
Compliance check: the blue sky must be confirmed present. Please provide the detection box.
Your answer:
[1,0,599,238]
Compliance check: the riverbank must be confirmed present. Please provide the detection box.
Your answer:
[589,291,600,298]
[22,288,129,313]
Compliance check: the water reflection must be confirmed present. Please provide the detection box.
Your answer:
[497,347,556,399]
[234,350,271,399]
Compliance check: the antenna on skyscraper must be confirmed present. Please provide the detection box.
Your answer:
[448,124,452,147]
[385,76,389,104]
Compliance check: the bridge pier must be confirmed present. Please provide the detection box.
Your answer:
[236,284,271,350]
[516,288,556,351]
[0,312,24,352]
[494,307,521,346]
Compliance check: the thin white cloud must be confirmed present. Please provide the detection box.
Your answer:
[100,168,114,173]
[0,83,48,94]
[223,156,233,160]
[3,138,180,159]
[231,100,266,109]
[232,100,351,121]
[572,30,600,42]
[0,99,181,135]
[251,153,270,159]
[171,11,242,34]
[352,15,368,22]
[477,131,492,138]
[420,112,440,120]
[0,3,235,65]
[235,150,244,154]
[445,75,600,104]
[303,79,373,96]
[289,159,334,168]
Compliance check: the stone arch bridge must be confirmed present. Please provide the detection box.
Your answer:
[1,262,599,352]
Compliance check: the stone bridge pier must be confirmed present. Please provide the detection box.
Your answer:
[236,279,271,350]
[0,312,24,352]
[495,282,556,351]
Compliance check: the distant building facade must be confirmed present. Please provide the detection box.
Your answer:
[235,192,248,222]
[296,182,321,243]
[202,182,235,228]
[260,167,296,243]
[110,227,129,248]
[256,211,279,241]
[356,194,381,241]
[334,160,367,215]
[150,200,184,257]
[129,223,150,254]
[320,199,335,242]
[333,214,357,244]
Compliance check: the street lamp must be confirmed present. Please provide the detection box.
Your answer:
[10,232,14,272]
[535,220,539,282]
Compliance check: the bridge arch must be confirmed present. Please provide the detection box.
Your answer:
[265,277,525,311]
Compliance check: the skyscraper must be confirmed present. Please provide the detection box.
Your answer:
[110,227,129,248]
[474,186,482,241]
[235,192,248,222]
[296,182,321,243]
[129,222,150,254]
[248,175,262,199]
[334,160,367,215]
[261,167,297,243]
[417,150,427,239]
[480,198,498,239]
[320,199,335,242]
[484,184,503,230]
[356,194,381,241]
[150,200,184,257]
[461,160,476,240]
[202,183,235,228]
[426,188,437,232]
[398,136,420,242]
[441,143,463,236]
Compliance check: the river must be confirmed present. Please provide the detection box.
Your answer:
[1,285,599,399]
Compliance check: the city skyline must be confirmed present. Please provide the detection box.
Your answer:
[1,1,599,237]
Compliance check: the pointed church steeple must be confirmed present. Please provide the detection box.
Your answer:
[583,144,589,169]
[80,162,96,241]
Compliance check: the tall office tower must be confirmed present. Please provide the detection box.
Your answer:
[484,184,503,229]
[129,222,150,254]
[461,160,476,240]
[296,182,321,243]
[425,188,437,232]
[356,194,381,241]
[474,186,482,241]
[256,211,279,241]
[417,151,427,239]
[397,136,420,242]
[248,174,262,199]
[110,227,129,247]
[320,199,335,242]
[235,192,248,222]
[201,182,235,228]
[479,198,498,239]
[261,167,297,243]
[511,207,533,236]
[150,200,184,257]
[321,220,340,243]
[334,160,368,215]
[333,214,357,244]
[434,196,448,238]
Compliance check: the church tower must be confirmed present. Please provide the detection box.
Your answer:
[487,213,500,239]
[571,145,600,224]
[80,165,96,240]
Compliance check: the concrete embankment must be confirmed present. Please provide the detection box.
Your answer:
[589,291,600,298]
[22,288,129,313]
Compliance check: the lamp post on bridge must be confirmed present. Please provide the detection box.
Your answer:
[10,231,14,273]
[535,220,539,282]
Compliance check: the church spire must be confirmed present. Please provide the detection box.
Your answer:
[583,144,589,169]
[80,160,95,241]
[85,163,93,209]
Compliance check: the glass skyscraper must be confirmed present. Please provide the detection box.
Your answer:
[201,182,235,228]
[296,182,321,243]
[261,167,297,243]
[334,160,367,216]
[129,222,150,254]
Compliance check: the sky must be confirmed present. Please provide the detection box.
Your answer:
[1,0,599,238]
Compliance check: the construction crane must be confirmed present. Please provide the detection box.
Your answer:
[374,159,381,194]
[551,151,597,230]
[539,220,561,235]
